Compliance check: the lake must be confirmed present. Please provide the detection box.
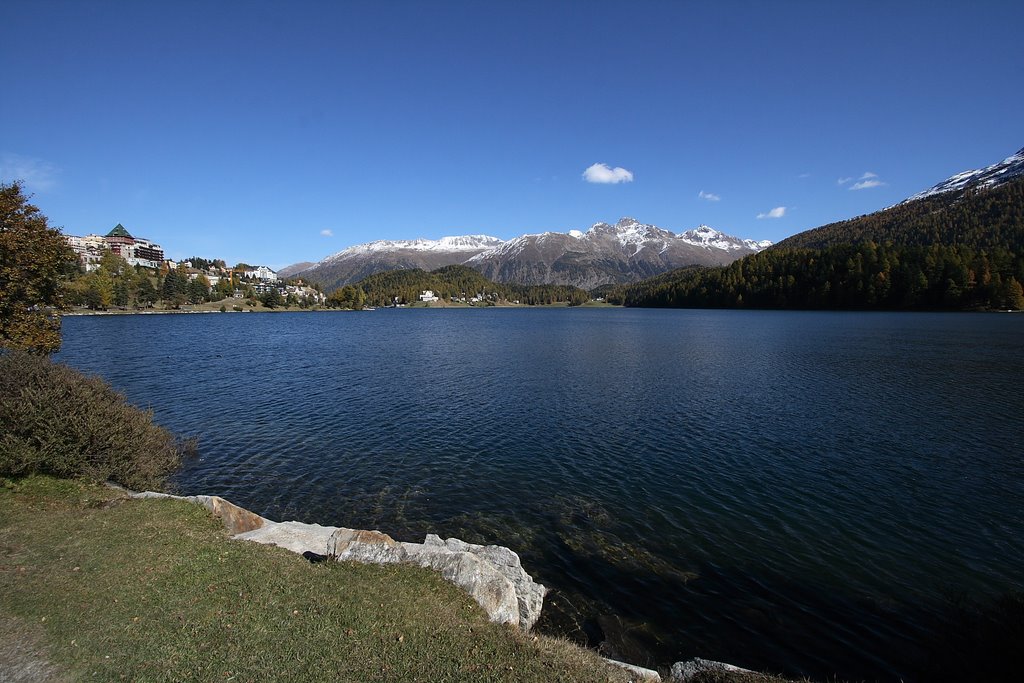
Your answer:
[55,308,1024,681]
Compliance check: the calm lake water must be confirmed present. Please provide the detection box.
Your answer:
[56,309,1024,681]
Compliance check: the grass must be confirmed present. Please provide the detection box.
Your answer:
[0,476,634,682]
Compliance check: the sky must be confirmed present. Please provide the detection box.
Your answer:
[3,1,1023,269]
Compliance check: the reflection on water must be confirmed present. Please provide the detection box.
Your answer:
[57,309,1024,681]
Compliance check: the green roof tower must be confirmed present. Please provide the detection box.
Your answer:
[106,224,133,239]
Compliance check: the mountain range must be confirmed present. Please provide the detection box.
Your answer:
[293,219,770,292]
[289,145,1023,299]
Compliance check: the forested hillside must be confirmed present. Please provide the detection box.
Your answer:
[355,265,590,306]
[616,243,1024,310]
[618,175,1024,310]
[774,177,1024,251]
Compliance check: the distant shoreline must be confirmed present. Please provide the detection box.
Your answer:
[62,301,618,316]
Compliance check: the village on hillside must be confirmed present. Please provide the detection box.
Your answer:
[63,224,327,310]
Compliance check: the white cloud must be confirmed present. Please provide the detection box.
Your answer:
[582,162,634,184]
[320,229,333,237]
[850,178,884,190]
[757,206,787,219]
[0,152,59,192]
[698,190,720,202]
[842,170,885,190]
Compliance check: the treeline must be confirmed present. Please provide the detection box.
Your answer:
[616,243,1024,310]
[65,253,220,309]
[353,264,590,306]
[774,176,1024,252]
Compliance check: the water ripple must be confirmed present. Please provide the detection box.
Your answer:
[56,309,1024,682]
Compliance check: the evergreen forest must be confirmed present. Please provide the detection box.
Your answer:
[355,265,590,306]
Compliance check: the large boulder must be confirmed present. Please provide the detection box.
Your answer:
[129,491,267,534]
[402,540,521,628]
[329,528,408,564]
[603,657,662,681]
[421,534,547,631]
[234,520,336,554]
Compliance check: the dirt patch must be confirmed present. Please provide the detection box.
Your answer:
[0,616,67,683]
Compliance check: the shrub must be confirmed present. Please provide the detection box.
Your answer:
[0,351,192,490]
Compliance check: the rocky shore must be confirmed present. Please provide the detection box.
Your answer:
[128,489,760,682]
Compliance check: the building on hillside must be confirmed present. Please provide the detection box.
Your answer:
[65,234,107,271]
[285,284,326,304]
[250,282,278,295]
[244,265,278,282]
[66,224,165,270]
[102,224,165,269]
[419,290,439,302]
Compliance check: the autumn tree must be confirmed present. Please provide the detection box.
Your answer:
[0,182,77,354]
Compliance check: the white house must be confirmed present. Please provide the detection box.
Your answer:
[244,266,278,282]
[419,290,439,302]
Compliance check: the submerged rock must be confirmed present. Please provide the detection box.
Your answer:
[669,657,759,682]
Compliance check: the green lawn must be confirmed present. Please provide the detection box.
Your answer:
[0,476,632,682]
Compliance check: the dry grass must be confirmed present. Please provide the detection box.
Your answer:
[0,615,68,683]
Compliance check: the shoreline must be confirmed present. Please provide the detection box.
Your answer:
[123,487,753,683]
[62,301,614,316]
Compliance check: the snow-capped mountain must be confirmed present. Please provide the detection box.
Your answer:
[296,218,770,291]
[465,218,769,289]
[903,147,1024,203]
[679,224,774,251]
[323,235,505,260]
[293,235,504,291]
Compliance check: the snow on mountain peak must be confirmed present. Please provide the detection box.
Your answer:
[903,146,1024,203]
[320,218,771,271]
[679,224,770,251]
[323,234,504,263]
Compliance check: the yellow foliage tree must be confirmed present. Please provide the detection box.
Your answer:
[0,182,77,354]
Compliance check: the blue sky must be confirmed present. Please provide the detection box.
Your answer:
[3,1,1022,269]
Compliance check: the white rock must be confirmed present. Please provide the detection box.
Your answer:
[603,657,663,681]
[329,528,408,564]
[126,489,547,631]
[235,520,337,554]
[422,534,548,631]
[403,541,521,628]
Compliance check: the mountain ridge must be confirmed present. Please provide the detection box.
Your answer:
[902,147,1024,204]
[296,218,770,292]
